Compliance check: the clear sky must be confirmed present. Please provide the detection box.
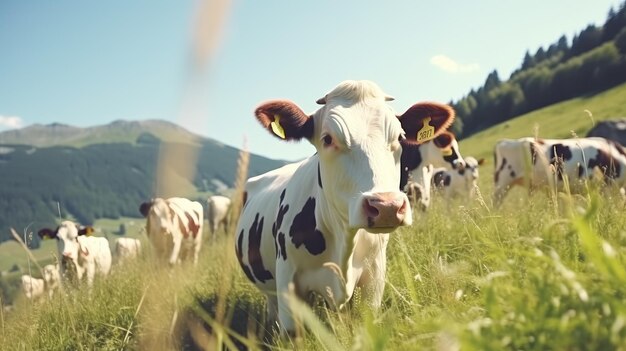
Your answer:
[1,0,622,161]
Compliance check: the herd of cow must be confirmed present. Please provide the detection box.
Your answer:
[18,80,626,336]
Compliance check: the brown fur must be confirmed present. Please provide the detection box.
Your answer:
[255,100,314,141]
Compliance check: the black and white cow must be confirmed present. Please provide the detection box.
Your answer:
[235,80,455,333]
[493,137,626,203]
[400,131,465,191]
[432,156,485,200]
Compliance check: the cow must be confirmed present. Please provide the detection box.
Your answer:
[38,221,112,289]
[206,195,232,238]
[21,274,45,300]
[234,80,455,333]
[405,164,435,211]
[586,118,626,146]
[493,137,626,204]
[42,264,61,298]
[114,237,142,262]
[432,156,485,200]
[139,197,204,266]
[400,131,465,190]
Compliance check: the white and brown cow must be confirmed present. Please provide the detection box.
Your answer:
[139,197,204,266]
[206,195,232,238]
[493,137,626,203]
[432,156,485,200]
[42,264,61,298]
[400,131,465,190]
[114,237,142,262]
[38,221,112,289]
[21,274,45,300]
[235,80,455,333]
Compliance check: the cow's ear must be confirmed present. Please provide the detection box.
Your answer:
[255,100,314,141]
[78,226,94,236]
[432,132,454,149]
[139,201,152,217]
[398,102,455,144]
[477,158,485,166]
[38,228,57,240]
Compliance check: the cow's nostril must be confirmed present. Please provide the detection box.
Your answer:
[364,199,380,218]
[397,200,407,215]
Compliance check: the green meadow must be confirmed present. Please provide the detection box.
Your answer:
[2,82,626,350]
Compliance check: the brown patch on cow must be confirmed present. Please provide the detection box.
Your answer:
[400,142,424,190]
[247,213,273,283]
[511,177,525,186]
[236,230,255,283]
[289,197,326,256]
[536,138,546,145]
[588,148,621,181]
[398,102,455,145]
[272,189,290,260]
[184,211,200,238]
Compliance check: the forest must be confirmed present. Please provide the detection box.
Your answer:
[451,1,626,137]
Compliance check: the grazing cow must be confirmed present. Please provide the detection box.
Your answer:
[21,275,45,300]
[432,156,485,200]
[206,195,232,238]
[114,237,142,262]
[405,164,435,211]
[493,137,626,203]
[42,264,61,298]
[38,221,112,288]
[139,197,204,266]
[400,131,465,190]
[586,118,626,146]
[235,80,455,333]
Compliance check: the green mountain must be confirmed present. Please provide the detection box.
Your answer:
[0,120,287,245]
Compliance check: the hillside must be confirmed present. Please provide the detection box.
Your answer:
[0,120,287,245]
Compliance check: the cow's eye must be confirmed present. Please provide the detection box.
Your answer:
[322,134,333,147]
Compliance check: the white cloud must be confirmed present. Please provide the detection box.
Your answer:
[430,55,480,74]
[0,115,24,129]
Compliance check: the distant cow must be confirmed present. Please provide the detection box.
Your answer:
[493,137,626,203]
[235,80,455,333]
[114,237,142,262]
[42,264,60,298]
[38,221,112,288]
[400,131,465,190]
[139,197,204,266]
[206,195,232,237]
[405,164,435,211]
[21,275,45,300]
[586,118,626,146]
[432,156,485,200]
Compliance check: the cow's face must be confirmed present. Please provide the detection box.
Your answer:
[255,80,455,233]
[143,198,173,236]
[38,221,93,263]
[463,156,484,180]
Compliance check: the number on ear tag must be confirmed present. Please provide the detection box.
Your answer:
[270,114,286,139]
[417,117,435,142]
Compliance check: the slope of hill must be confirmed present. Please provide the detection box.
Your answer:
[0,119,208,147]
[458,81,626,161]
[0,120,288,244]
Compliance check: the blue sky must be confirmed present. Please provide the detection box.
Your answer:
[1,0,622,161]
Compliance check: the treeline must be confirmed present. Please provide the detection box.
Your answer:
[451,1,626,137]
[0,134,284,246]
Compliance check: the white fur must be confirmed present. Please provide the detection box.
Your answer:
[206,195,232,237]
[114,237,142,262]
[21,275,45,300]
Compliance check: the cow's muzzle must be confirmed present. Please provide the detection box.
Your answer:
[362,192,411,231]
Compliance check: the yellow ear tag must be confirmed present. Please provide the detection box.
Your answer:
[417,117,435,142]
[270,114,286,139]
[442,147,453,156]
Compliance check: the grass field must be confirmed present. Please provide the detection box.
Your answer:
[2,83,626,350]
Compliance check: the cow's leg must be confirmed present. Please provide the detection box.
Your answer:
[169,237,182,266]
[85,261,96,289]
[275,264,297,334]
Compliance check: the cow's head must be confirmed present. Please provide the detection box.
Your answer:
[255,80,454,233]
[38,221,94,262]
[139,198,173,236]
[462,156,485,180]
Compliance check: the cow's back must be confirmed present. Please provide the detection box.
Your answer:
[82,236,112,276]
